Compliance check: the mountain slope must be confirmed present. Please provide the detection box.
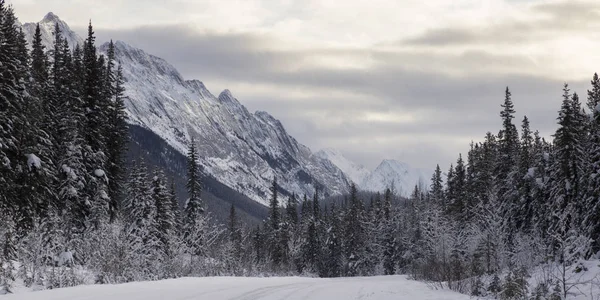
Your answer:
[22,12,83,51]
[22,13,351,205]
[315,148,370,185]
[316,149,429,196]
[361,159,428,196]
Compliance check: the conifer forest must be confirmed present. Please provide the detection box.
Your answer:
[2,1,600,299]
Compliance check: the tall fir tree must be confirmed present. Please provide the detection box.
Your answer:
[517,116,535,231]
[497,87,520,237]
[268,178,283,266]
[183,137,204,255]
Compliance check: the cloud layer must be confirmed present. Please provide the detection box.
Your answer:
[11,0,600,172]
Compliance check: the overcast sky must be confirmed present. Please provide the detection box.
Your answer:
[10,0,600,172]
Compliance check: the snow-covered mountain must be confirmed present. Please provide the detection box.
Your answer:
[315,148,370,185]
[22,12,83,51]
[361,159,429,196]
[22,13,351,205]
[315,149,429,196]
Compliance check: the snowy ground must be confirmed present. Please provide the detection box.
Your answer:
[2,275,469,300]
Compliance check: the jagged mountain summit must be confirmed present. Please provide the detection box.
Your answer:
[316,149,429,196]
[361,159,429,196]
[22,12,84,51]
[22,13,351,205]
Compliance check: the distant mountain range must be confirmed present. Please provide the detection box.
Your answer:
[22,12,429,206]
[316,149,429,195]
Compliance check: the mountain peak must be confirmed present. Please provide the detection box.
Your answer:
[42,12,61,23]
[316,148,370,185]
[219,89,234,100]
[22,12,84,52]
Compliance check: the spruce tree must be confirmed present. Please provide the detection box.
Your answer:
[448,155,467,220]
[497,87,520,236]
[549,85,587,257]
[518,116,535,231]
[268,178,283,266]
[152,170,174,257]
[429,164,445,208]
[168,180,181,230]
[183,138,204,255]
[585,75,600,253]
[105,43,128,223]
[382,188,396,275]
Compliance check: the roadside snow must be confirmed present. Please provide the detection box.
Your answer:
[2,275,469,300]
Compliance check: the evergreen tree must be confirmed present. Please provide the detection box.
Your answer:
[285,194,299,226]
[268,178,283,266]
[152,170,174,257]
[549,85,588,257]
[325,204,343,277]
[585,74,600,254]
[429,164,444,207]
[344,183,366,276]
[448,155,467,220]
[105,45,128,223]
[382,188,396,275]
[497,87,520,237]
[168,180,180,230]
[183,138,204,255]
[518,116,535,231]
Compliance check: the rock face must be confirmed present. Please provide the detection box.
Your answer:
[22,13,351,205]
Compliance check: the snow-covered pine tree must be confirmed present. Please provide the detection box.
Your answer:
[497,87,520,237]
[267,178,283,267]
[123,161,159,276]
[549,84,588,258]
[183,137,205,256]
[517,116,535,231]
[382,188,396,275]
[152,170,174,258]
[584,73,600,254]
[343,183,366,276]
[429,164,444,207]
[105,41,129,223]
[168,180,181,231]
[80,21,110,230]
[324,203,343,277]
[447,155,466,221]
[54,35,88,241]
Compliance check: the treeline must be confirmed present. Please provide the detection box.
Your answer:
[0,0,130,291]
[404,82,600,299]
[240,82,600,299]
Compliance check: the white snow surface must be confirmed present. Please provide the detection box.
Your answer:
[2,275,469,300]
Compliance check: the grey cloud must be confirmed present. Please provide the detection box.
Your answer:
[400,0,600,47]
[87,23,594,171]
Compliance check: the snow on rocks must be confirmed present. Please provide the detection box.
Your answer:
[94,169,105,177]
[25,154,41,171]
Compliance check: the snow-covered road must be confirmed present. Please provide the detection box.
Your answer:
[2,275,469,300]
